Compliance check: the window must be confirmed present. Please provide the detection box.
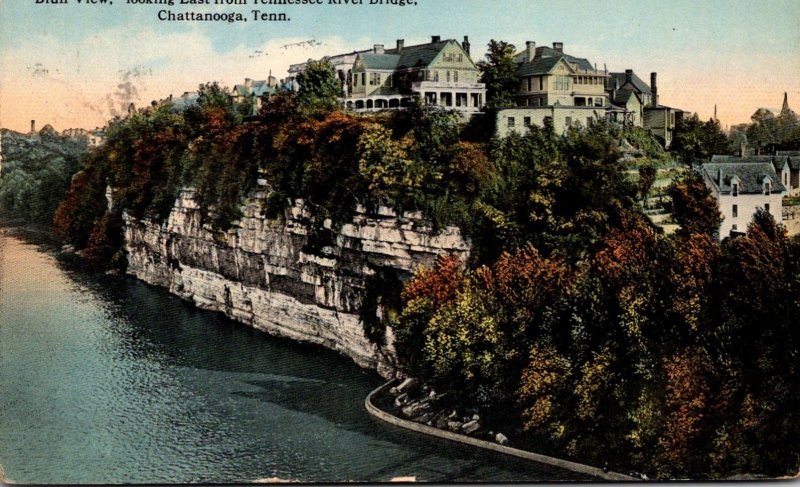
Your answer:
[764,182,771,195]
[370,73,380,86]
[765,203,770,213]
[454,71,458,82]
[434,71,439,82]
[508,117,516,128]
[594,97,604,107]
[539,77,544,90]
[527,77,532,92]
[732,183,738,196]
[446,71,450,82]
[524,117,531,126]
[732,224,738,231]
[361,73,366,86]
[732,204,738,218]
[565,116,572,127]
[555,76,570,90]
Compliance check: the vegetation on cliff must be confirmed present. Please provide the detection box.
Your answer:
[50,65,799,479]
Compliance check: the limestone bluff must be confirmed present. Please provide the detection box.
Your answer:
[123,185,469,377]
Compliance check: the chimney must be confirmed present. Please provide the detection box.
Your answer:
[245,78,253,89]
[526,41,536,62]
[462,36,470,56]
[396,39,405,53]
[612,78,619,100]
[650,72,658,107]
[552,42,563,53]
[625,69,633,84]
[373,44,384,54]
[431,35,441,43]
[30,120,36,134]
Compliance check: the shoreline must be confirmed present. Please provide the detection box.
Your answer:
[364,380,636,482]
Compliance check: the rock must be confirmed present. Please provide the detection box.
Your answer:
[447,421,462,432]
[435,417,449,429]
[396,377,417,393]
[402,401,431,418]
[389,387,398,395]
[447,410,458,420]
[417,412,434,424]
[394,393,409,408]
[428,390,436,399]
[495,433,509,446]
[472,414,480,421]
[461,420,481,435]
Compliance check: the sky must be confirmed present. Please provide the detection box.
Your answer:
[0,0,798,133]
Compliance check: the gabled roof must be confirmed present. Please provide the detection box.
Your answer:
[612,87,640,106]
[355,39,473,72]
[702,161,786,195]
[515,49,597,78]
[609,71,651,95]
[711,155,775,164]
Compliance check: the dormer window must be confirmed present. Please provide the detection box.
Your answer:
[764,182,771,195]
[732,183,739,196]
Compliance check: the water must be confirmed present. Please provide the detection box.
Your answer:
[0,229,584,483]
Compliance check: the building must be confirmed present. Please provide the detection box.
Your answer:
[495,41,609,135]
[606,70,684,147]
[232,76,279,116]
[290,36,485,114]
[347,36,485,114]
[775,151,800,196]
[701,160,787,238]
[514,41,608,109]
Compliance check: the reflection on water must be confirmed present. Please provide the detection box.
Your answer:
[0,230,585,483]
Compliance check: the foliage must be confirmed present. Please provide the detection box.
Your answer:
[477,40,519,108]
[667,172,722,238]
[296,59,343,114]
[0,130,86,225]
[671,114,735,164]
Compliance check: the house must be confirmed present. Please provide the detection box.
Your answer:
[514,41,608,109]
[232,77,279,116]
[496,41,609,135]
[347,36,485,114]
[701,160,787,239]
[775,151,800,196]
[606,70,684,147]
[289,50,369,97]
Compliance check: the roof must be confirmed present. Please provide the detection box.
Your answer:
[702,162,786,195]
[354,39,472,72]
[609,71,651,96]
[359,53,401,70]
[612,87,639,106]
[233,80,277,98]
[515,46,596,76]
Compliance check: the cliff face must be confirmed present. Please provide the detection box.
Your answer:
[123,188,469,377]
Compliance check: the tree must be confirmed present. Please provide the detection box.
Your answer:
[667,172,722,238]
[296,59,343,113]
[671,114,734,164]
[477,40,518,108]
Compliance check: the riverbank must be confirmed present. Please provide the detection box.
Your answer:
[365,380,636,482]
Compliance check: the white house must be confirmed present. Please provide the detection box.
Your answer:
[701,161,787,239]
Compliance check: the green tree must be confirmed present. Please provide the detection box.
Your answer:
[477,40,519,108]
[671,114,734,164]
[296,59,343,113]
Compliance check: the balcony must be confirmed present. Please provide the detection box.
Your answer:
[411,81,485,91]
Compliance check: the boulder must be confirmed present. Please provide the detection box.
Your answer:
[394,393,409,408]
[461,420,481,435]
[495,432,509,445]
[447,421,462,432]
[396,378,417,393]
[435,417,449,429]
[417,412,434,424]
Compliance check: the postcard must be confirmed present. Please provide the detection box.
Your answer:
[1,0,799,483]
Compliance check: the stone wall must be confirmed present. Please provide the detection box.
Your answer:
[123,188,470,377]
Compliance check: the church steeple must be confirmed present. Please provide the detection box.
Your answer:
[781,91,790,115]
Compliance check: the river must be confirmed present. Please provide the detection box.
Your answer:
[0,229,584,483]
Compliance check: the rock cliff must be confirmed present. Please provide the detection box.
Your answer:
[123,188,469,377]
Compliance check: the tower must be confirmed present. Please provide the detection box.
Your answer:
[781,92,790,115]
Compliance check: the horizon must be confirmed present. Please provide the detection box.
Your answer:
[1,0,798,132]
